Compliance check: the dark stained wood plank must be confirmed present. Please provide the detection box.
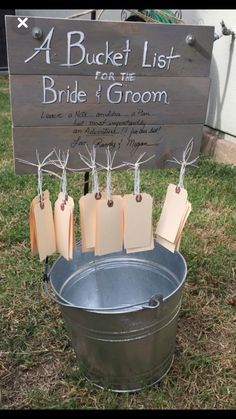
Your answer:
[10,75,210,126]
[5,16,214,77]
[13,124,203,174]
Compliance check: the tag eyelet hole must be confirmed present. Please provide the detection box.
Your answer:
[95,192,102,200]
[136,194,142,202]
[107,199,113,207]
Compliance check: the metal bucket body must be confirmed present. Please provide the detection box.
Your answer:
[48,243,187,392]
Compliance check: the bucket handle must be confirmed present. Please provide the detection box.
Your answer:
[43,263,164,312]
[142,294,163,309]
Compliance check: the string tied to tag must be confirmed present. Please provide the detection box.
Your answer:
[78,145,101,199]
[36,150,57,207]
[16,149,58,209]
[49,149,70,210]
[123,152,155,202]
[166,138,199,192]
[37,164,43,207]
[96,147,127,206]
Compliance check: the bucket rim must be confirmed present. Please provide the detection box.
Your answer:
[48,242,187,313]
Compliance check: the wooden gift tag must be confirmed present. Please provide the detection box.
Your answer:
[123,193,154,252]
[155,184,188,244]
[31,190,56,262]
[54,193,74,260]
[95,195,123,256]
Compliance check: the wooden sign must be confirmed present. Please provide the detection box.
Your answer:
[5,16,214,173]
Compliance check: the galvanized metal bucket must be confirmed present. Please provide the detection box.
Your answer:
[44,242,187,392]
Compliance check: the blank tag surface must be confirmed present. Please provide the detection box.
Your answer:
[155,184,188,243]
[29,199,38,256]
[79,193,97,250]
[67,195,75,258]
[156,235,176,253]
[58,193,75,257]
[30,190,51,257]
[126,230,154,253]
[54,195,73,260]
[95,195,123,256]
[156,200,192,253]
[175,200,192,251]
[33,194,56,261]
[123,193,153,249]
[80,205,94,252]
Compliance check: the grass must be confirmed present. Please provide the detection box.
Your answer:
[0,74,236,409]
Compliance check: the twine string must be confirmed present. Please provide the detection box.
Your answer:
[96,147,127,202]
[166,138,199,189]
[50,149,70,201]
[134,162,140,195]
[78,145,100,194]
[16,149,56,202]
[123,152,155,195]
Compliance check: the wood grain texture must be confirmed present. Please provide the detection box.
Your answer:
[5,16,214,76]
[10,75,210,126]
[5,16,214,175]
[13,124,203,173]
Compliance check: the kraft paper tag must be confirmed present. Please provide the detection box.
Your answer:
[123,193,153,250]
[58,193,76,256]
[156,200,192,253]
[156,235,176,253]
[32,191,56,262]
[79,192,104,253]
[79,196,94,253]
[79,193,97,251]
[155,184,188,244]
[175,200,192,251]
[30,190,51,256]
[126,229,155,253]
[29,199,38,256]
[67,195,75,258]
[33,190,50,205]
[95,195,123,256]
[54,193,74,260]
[175,234,182,252]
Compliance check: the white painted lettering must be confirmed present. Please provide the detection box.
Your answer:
[142,41,152,68]
[142,42,181,70]
[42,76,57,104]
[107,82,123,103]
[107,82,170,104]
[25,27,54,64]
[166,46,181,70]
[61,31,85,67]
[42,76,87,104]
[157,54,166,69]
